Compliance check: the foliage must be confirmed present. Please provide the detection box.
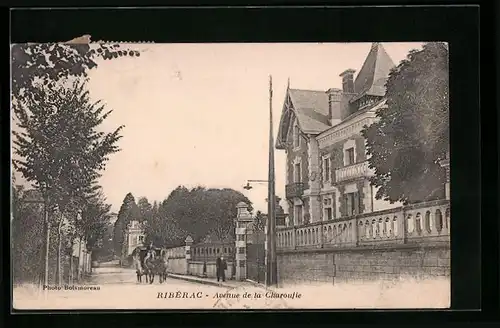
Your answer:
[11,184,45,284]
[80,191,112,251]
[12,79,123,215]
[144,186,252,246]
[253,211,266,232]
[361,42,449,204]
[11,42,140,101]
[113,193,140,255]
[144,200,186,248]
[137,197,154,222]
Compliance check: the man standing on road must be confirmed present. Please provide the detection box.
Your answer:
[216,256,227,282]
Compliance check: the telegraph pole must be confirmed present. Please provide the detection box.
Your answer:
[266,75,278,286]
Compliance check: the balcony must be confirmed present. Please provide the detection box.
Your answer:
[285,182,305,199]
[335,161,374,183]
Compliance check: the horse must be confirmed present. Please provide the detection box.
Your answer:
[143,250,157,284]
[155,249,169,283]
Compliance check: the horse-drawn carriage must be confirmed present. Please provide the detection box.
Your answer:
[132,246,169,284]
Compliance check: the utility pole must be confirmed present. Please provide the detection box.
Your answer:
[266,75,278,286]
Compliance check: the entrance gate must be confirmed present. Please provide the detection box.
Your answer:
[246,233,265,283]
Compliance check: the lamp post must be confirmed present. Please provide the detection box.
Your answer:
[267,75,278,287]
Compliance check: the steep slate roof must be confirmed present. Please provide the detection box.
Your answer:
[276,43,395,146]
[351,43,395,102]
[287,89,331,133]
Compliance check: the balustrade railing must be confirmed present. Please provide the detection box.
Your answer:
[335,161,375,183]
[276,199,450,251]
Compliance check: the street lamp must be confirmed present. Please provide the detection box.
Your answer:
[243,180,269,190]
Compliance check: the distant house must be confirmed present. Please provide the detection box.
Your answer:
[123,220,146,257]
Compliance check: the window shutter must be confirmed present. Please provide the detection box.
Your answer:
[341,194,347,217]
[332,193,336,219]
[357,191,363,214]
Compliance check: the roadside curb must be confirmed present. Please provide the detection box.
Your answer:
[167,274,235,289]
[245,279,267,288]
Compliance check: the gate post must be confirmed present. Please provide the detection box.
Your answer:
[235,202,253,281]
[185,235,193,275]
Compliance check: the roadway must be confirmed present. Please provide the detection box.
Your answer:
[13,264,232,310]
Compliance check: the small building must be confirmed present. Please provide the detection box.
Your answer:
[123,220,146,257]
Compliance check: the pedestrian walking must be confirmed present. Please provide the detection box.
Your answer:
[216,256,227,282]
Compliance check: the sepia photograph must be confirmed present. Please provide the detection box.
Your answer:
[11,39,450,310]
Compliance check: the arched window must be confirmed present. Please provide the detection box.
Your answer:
[373,219,378,238]
[359,221,365,239]
[385,218,391,237]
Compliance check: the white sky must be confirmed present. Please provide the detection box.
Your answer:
[12,42,423,213]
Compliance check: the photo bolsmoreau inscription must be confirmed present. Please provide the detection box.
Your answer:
[11,38,450,310]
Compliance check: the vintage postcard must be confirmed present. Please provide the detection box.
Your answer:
[11,39,450,310]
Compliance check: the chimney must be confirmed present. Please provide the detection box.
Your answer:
[326,88,342,125]
[339,69,356,94]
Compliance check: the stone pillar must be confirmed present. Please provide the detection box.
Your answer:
[308,138,322,222]
[185,235,193,275]
[235,202,253,281]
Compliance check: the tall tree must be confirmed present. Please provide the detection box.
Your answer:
[137,197,153,222]
[12,78,124,284]
[113,193,140,256]
[148,186,252,244]
[80,191,112,251]
[361,42,449,204]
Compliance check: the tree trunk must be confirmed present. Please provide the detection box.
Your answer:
[69,240,74,284]
[56,232,61,285]
[56,215,64,286]
[44,207,50,287]
[77,236,83,281]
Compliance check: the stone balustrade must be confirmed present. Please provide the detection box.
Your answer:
[277,199,450,251]
[335,161,375,183]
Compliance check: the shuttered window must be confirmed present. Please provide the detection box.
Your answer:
[345,192,361,216]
